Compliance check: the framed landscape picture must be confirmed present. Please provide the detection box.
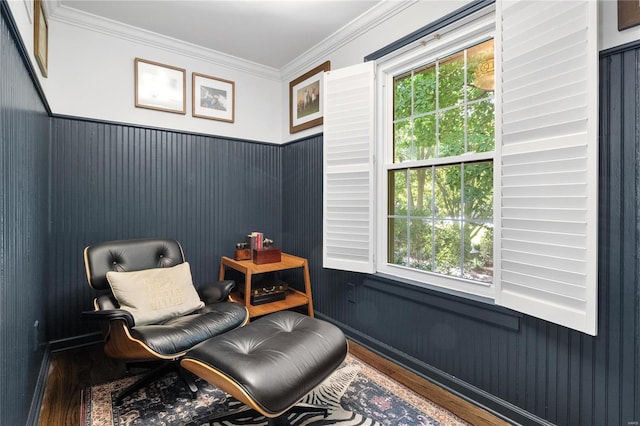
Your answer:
[289,61,330,133]
[34,0,48,77]
[192,73,235,122]
[619,0,640,31]
[134,58,186,114]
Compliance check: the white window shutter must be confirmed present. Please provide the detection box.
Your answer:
[323,61,376,273]
[495,0,598,335]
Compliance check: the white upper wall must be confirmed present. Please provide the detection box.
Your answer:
[8,0,283,143]
[280,0,469,143]
[7,0,640,144]
[47,17,283,143]
[8,0,51,95]
[599,0,640,51]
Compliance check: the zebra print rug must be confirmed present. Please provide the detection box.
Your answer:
[81,355,469,425]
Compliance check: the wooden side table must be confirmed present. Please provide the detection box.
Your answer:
[219,253,314,320]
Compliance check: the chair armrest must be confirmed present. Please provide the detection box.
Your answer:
[198,280,236,304]
[82,309,135,328]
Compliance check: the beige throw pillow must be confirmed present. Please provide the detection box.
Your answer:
[106,262,204,326]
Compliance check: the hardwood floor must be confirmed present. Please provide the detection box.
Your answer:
[37,344,127,426]
[38,340,508,426]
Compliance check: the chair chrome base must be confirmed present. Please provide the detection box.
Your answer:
[115,361,198,405]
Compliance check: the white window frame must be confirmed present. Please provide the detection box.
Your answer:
[375,11,497,300]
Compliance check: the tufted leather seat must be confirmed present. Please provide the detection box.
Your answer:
[181,311,348,424]
[127,305,247,356]
[83,238,249,403]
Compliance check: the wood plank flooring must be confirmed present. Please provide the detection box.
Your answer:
[37,343,126,426]
[38,340,508,426]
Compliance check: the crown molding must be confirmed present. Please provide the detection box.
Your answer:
[47,0,416,83]
[280,0,418,81]
[47,2,282,81]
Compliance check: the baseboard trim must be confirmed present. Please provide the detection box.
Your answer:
[26,333,104,425]
[26,346,51,426]
[315,312,553,426]
[49,332,103,353]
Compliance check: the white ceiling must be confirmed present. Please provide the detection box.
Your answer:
[58,0,382,69]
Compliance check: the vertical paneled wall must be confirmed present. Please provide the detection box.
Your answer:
[281,47,640,425]
[0,6,50,426]
[49,119,282,341]
[281,135,364,320]
[598,44,640,426]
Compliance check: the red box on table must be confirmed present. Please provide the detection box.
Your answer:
[252,247,282,264]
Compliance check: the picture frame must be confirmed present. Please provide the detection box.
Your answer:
[192,73,235,123]
[34,0,48,77]
[134,58,186,114]
[618,0,640,31]
[289,61,330,134]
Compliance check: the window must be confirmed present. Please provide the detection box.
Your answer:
[324,0,598,335]
[388,39,494,286]
[372,13,498,298]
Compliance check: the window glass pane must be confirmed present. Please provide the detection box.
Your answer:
[467,99,495,153]
[394,120,412,162]
[435,165,461,219]
[394,73,412,120]
[463,223,493,283]
[387,38,494,286]
[438,51,465,109]
[414,114,436,160]
[438,107,465,157]
[389,170,407,216]
[463,162,493,221]
[467,39,494,100]
[414,64,436,115]
[409,219,433,271]
[409,167,433,217]
[433,220,461,276]
[388,217,408,265]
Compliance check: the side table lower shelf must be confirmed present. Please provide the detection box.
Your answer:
[228,288,310,318]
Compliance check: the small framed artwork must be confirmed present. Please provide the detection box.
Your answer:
[34,0,48,77]
[619,0,640,31]
[289,61,330,134]
[134,58,186,114]
[192,73,235,122]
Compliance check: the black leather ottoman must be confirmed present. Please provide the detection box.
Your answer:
[180,311,348,425]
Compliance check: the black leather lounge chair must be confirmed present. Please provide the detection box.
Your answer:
[83,238,249,404]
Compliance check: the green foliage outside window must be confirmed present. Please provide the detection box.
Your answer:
[389,39,494,283]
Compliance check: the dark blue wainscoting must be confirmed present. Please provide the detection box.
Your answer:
[0,3,51,425]
[281,49,640,426]
[48,117,283,341]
